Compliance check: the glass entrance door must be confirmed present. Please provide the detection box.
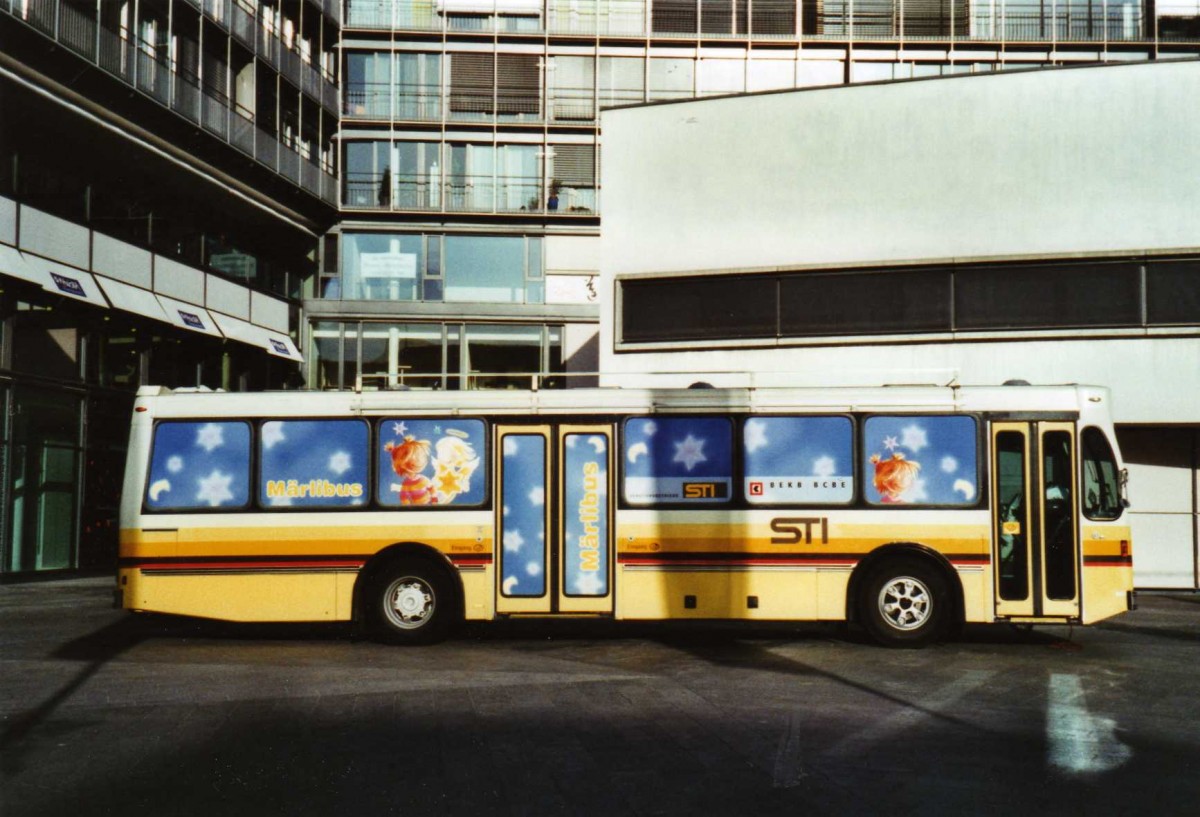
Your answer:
[990,422,1081,619]
[495,424,614,616]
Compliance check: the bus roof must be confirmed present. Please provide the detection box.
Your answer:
[134,383,1110,419]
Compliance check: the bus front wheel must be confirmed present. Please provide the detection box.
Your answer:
[859,560,950,648]
[368,559,456,645]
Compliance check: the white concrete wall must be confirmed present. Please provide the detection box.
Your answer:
[601,60,1200,278]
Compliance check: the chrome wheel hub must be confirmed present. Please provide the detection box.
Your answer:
[878,576,931,631]
[386,578,434,629]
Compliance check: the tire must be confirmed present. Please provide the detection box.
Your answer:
[367,558,458,645]
[859,559,951,648]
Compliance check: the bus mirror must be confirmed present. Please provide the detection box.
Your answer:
[1119,468,1131,508]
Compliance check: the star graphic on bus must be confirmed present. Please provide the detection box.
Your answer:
[744,419,769,454]
[435,467,464,497]
[196,469,234,507]
[883,435,899,451]
[673,434,707,472]
[901,424,929,452]
[574,573,604,595]
[328,451,352,475]
[195,423,225,453]
[261,422,286,450]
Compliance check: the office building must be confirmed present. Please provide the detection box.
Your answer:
[0,0,340,575]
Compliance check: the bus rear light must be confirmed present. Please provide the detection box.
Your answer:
[1120,540,1130,557]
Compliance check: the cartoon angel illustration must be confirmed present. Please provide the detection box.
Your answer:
[432,431,480,504]
[870,451,921,504]
[385,436,437,505]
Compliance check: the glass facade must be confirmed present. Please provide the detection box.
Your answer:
[332,233,544,304]
[312,320,563,390]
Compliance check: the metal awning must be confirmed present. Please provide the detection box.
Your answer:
[95,276,172,324]
[39,258,110,308]
[0,243,45,287]
[211,311,304,362]
[154,294,224,338]
[1,245,110,309]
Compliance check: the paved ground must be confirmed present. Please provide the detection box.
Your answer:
[2,578,1198,816]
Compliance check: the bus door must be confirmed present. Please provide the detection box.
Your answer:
[494,425,614,616]
[990,422,1081,619]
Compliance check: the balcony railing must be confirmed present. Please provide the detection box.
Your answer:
[3,0,338,206]
[343,171,598,215]
[339,0,1168,42]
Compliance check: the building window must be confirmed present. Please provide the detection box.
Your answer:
[649,57,694,102]
[621,274,777,342]
[339,232,425,300]
[445,235,543,303]
[619,257,1177,346]
[311,319,563,390]
[464,324,548,389]
[333,233,543,303]
[448,53,540,120]
[343,140,392,208]
[549,56,595,122]
[1146,260,1200,325]
[954,262,1140,330]
[360,323,447,389]
[780,270,952,336]
[345,51,393,118]
[549,145,596,213]
[599,56,644,108]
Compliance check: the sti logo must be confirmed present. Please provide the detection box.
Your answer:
[49,272,86,298]
[683,482,728,499]
[269,338,289,355]
[749,482,765,496]
[178,311,205,329]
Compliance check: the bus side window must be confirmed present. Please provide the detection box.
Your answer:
[742,416,854,505]
[861,416,978,506]
[259,420,369,508]
[623,416,733,505]
[1081,427,1123,520]
[146,421,252,510]
[375,418,487,507]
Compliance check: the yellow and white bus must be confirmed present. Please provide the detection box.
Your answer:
[117,382,1133,646]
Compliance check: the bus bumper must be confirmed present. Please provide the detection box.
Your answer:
[1127,590,1138,611]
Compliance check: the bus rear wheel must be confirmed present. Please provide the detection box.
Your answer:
[368,559,456,645]
[859,559,950,648]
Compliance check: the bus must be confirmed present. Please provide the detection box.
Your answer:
[116,382,1133,647]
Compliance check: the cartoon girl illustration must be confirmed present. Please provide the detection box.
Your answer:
[385,436,437,505]
[870,452,921,504]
